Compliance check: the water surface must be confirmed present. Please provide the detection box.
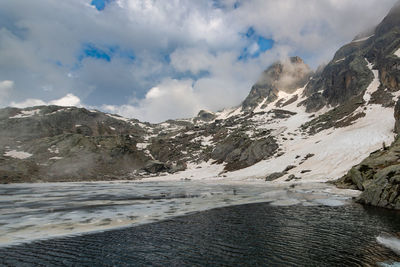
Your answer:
[0,180,356,246]
[0,203,399,266]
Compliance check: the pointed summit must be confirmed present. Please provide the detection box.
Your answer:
[241,56,311,111]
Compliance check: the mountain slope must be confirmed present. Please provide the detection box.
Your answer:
[0,1,399,212]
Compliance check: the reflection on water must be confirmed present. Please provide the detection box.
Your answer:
[0,203,399,266]
[0,180,357,246]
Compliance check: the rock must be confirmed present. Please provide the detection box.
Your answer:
[395,99,400,133]
[284,165,296,172]
[335,136,400,210]
[285,174,301,182]
[304,153,315,160]
[143,160,171,174]
[265,172,286,181]
[194,110,217,122]
[170,161,187,173]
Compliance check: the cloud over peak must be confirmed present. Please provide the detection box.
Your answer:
[0,0,396,122]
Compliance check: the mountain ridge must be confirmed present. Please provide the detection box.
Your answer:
[0,1,400,209]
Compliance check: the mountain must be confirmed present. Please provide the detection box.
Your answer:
[242,56,312,111]
[1,2,400,209]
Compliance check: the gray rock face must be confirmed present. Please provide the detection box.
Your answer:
[302,55,372,112]
[331,1,400,210]
[335,134,400,210]
[194,110,216,122]
[242,56,311,111]
[302,1,400,113]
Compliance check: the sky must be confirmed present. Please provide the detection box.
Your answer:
[0,0,397,123]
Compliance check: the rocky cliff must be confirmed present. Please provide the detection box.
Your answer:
[333,2,400,210]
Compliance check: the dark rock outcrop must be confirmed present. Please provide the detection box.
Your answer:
[302,0,400,113]
[335,136,400,210]
[333,1,400,210]
[194,110,217,122]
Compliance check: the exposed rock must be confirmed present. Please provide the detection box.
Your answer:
[335,135,400,210]
[143,160,171,174]
[284,165,296,172]
[285,174,301,182]
[194,110,217,122]
[304,153,315,159]
[265,172,286,181]
[302,55,373,112]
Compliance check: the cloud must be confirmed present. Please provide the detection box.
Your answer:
[10,99,47,108]
[103,78,201,122]
[0,80,14,104]
[0,0,397,122]
[49,93,81,106]
[10,93,81,108]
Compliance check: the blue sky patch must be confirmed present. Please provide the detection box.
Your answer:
[257,36,274,53]
[78,43,135,63]
[239,27,274,60]
[80,43,111,62]
[91,0,112,11]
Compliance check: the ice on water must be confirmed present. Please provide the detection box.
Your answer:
[0,180,358,247]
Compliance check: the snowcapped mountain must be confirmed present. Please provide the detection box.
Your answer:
[0,1,399,210]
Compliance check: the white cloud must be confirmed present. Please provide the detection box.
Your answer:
[0,80,14,104]
[0,0,397,122]
[103,78,201,122]
[49,93,81,106]
[10,99,47,108]
[10,93,81,108]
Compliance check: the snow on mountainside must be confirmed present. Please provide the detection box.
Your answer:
[0,0,400,212]
[151,62,396,183]
[0,52,397,185]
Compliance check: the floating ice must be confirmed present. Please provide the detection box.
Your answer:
[377,235,400,255]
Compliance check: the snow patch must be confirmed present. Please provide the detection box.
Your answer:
[216,107,243,120]
[192,135,214,146]
[136,143,150,150]
[335,57,346,63]
[227,103,395,183]
[363,58,380,103]
[49,157,63,160]
[10,109,41,119]
[4,150,32,159]
[394,48,400,58]
[253,98,268,113]
[352,34,374,43]
[106,114,130,122]
[48,146,59,154]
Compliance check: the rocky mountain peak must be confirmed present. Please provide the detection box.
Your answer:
[375,0,400,36]
[241,56,312,111]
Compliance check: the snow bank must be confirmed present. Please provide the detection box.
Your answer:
[4,150,33,159]
[394,48,400,58]
[10,109,41,119]
[363,58,379,103]
[106,114,130,122]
